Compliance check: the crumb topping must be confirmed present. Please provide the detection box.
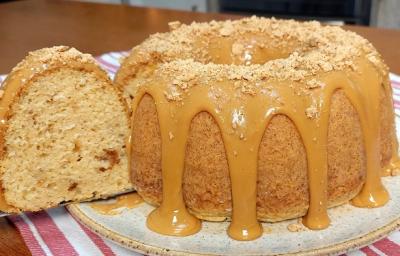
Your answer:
[123,16,388,102]
[306,79,325,89]
[168,21,182,31]
[305,105,319,119]
[9,46,101,80]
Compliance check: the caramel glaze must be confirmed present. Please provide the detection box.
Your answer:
[128,55,396,241]
[89,192,144,215]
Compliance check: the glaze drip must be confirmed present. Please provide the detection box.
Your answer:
[129,55,394,240]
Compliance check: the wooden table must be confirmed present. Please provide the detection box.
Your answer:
[0,0,400,255]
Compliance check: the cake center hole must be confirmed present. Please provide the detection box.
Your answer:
[205,34,297,65]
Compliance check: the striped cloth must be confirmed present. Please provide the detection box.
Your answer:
[0,51,399,256]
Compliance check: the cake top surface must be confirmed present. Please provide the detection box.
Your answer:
[10,46,99,75]
[122,16,388,101]
[0,46,111,122]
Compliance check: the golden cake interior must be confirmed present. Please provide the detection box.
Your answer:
[0,47,133,212]
[116,17,400,241]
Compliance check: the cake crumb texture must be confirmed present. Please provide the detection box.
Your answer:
[0,47,132,211]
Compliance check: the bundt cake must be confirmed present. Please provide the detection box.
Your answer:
[115,17,400,240]
[0,46,133,212]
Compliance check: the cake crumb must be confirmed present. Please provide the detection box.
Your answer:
[232,42,244,56]
[164,86,182,101]
[0,89,4,98]
[219,23,234,36]
[168,21,182,31]
[263,226,273,234]
[305,105,319,119]
[287,223,306,232]
[306,79,325,89]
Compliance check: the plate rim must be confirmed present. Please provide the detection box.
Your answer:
[67,203,400,256]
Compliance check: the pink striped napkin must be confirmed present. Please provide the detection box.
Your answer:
[0,51,399,256]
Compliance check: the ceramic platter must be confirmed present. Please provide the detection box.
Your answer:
[67,118,400,256]
[69,177,400,256]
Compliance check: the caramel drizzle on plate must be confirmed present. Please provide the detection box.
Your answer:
[129,56,396,241]
[89,192,144,215]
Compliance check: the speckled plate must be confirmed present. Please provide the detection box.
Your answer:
[68,176,400,256]
[67,118,400,256]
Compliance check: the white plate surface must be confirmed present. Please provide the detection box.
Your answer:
[67,116,400,256]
